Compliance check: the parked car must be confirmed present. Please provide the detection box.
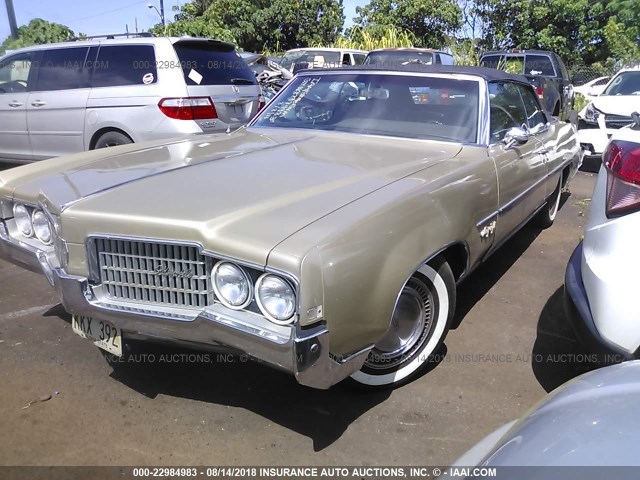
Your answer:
[0,66,581,389]
[577,67,640,160]
[279,47,367,74]
[480,50,574,121]
[573,75,611,98]
[363,48,455,67]
[450,361,640,470]
[0,35,261,164]
[565,115,640,360]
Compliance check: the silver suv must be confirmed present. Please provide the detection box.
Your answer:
[0,35,261,163]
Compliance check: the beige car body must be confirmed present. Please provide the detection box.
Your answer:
[0,69,581,389]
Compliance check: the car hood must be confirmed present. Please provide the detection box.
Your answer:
[453,361,640,468]
[589,95,640,116]
[8,128,461,265]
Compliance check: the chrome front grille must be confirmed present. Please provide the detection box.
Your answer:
[605,114,634,129]
[94,238,213,309]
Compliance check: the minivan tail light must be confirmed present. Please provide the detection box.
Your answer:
[158,97,217,120]
[603,139,640,217]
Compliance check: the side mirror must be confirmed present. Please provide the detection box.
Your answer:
[503,127,530,148]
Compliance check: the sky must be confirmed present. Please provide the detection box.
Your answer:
[0,0,364,44]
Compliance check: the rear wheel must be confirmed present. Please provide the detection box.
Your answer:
[534,176,562,228]
[94,131,133,149]
[350,257,456,388]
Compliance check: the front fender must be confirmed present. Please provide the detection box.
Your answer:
[269,149,498,356]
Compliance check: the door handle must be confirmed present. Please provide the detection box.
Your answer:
[8,101,23,108]
[31,101,47,107]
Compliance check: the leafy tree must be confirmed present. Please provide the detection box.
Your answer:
[150,2,236,42]
[604,17,640,65]
[605,0,640,63]
[1,18,75,54]
[151,0,345,52]
[353,0,462,48]
[475,0,613,64]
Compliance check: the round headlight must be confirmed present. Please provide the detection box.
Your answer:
[212,261,252,309]
[32,209,52,245]
[13,203,33,237]
[255,274,296,324]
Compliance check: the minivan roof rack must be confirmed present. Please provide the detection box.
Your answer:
[66,32,155,42]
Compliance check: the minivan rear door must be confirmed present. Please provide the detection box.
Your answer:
[172,40,260,129]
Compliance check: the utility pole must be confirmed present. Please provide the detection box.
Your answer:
[159,0,165,27]
[5,0,18,39]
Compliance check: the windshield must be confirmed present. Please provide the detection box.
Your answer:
[280,50,341,70]
[364,51,435,68]
[603,71,640,96]
[253,73,479,143]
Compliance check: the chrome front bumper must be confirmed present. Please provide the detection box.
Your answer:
[0,224,371,389]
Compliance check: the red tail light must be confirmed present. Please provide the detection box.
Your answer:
[258,95,266,112]
[604,140,640,217]
[158,97,217,120]
[535,86,544,100]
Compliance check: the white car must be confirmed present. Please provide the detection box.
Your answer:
[278,48,368,73]
[573,75,610,98]
[577,68,640,159]
[565,118,640,360]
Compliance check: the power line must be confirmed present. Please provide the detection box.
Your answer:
[61,0,149,25]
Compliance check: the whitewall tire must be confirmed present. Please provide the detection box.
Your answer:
[350,257,456,388]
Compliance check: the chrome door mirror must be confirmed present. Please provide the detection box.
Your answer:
[503,127,530,148]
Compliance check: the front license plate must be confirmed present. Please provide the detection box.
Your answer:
[72,315,122,356]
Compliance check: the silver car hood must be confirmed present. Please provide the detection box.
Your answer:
[452,361,640,469]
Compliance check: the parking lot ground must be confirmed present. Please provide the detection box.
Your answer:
[0,169,597,467]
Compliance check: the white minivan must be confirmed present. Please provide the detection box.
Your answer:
[0,35,261,163]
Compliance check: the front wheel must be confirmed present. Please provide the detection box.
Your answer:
[350,257,456,388]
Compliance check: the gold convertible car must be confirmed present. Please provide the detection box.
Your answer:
[0,66,581,389]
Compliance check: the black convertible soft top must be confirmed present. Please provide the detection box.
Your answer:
[297,65,530,85]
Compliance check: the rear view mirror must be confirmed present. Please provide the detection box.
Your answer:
[365,88,390,100]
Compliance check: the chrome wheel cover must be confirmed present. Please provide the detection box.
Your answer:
[365,276,435,370]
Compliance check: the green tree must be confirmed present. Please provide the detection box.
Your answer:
[476,0,614,64]
[605,0,640,63]
[353,0,462,48]
[150,1,236,42]
[1,18,75,54]
[151,0,345,52]
[604,16,640,64]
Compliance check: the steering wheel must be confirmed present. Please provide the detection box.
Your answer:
[491,104,519,125]
[490,104,523,141]
[0,80,27,93]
